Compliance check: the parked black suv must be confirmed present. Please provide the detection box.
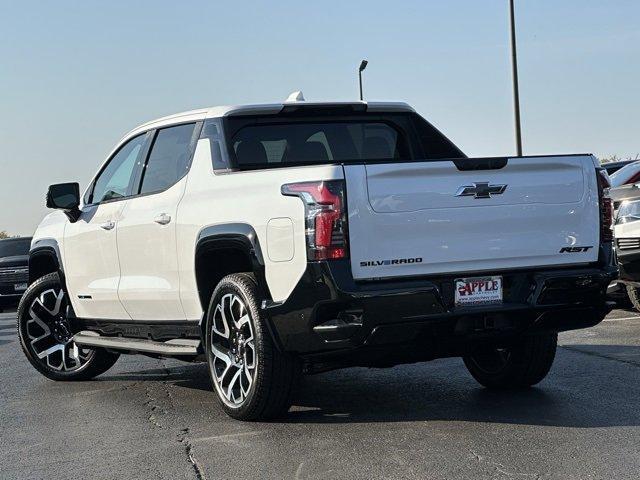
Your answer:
[0,237,31,308]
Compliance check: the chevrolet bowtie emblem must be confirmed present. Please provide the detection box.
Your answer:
[455,182,507,199]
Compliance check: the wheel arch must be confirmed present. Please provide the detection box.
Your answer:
[29,240,65,288]
[195,223,271,319]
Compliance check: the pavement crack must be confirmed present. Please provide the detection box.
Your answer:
[141,361,203,479]
[141,359,176,428]
[560,345,640,367]
[178,427,207,480]
[143,386,165,428]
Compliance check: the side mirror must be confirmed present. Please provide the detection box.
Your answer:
[46,183,81,221]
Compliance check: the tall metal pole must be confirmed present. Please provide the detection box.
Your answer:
[358,60,368,101]
[509,0,523,156]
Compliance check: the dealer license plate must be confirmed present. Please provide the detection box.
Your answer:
[455,276,503,306]
[14,283,27,292]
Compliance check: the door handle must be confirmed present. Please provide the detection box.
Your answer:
[100,221,115,231]
[154,213,171,225]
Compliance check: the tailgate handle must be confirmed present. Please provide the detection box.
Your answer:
[453,157,508,171]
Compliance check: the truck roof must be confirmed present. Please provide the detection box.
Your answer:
[129,101,415,139]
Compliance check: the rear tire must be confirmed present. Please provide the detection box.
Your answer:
[626,285,640,312]
[205,273,299,421]
[18,273,119,381]
[463,332,557,389]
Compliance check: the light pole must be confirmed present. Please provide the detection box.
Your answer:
[358,60,368,101]
[509,0,523,156]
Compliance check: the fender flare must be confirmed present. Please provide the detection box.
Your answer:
[29,239,65,287]
[195,223,265,270]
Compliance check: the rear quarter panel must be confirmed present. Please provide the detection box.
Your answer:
[177,138,344,320]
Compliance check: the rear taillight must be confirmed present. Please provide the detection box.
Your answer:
[282,180,348,260]
[597,169,614,243]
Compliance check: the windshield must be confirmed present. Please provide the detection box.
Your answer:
[609,161,640,187]
[0,238,31,257]
[225,112,465,170]
[616,199,640,225]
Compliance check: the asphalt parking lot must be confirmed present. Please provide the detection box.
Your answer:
[2,308,640,480]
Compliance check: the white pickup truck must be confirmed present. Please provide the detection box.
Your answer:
[19,99,617,420]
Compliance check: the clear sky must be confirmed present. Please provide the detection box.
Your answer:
[1,0,638,236]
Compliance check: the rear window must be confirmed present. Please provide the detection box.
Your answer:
[0,238,31,257]
[224,112,464,170]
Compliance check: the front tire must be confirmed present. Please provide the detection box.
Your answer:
[626,285,640,312]
[463,332,557,389]
[205,273,299,421]
[18,273,119,381]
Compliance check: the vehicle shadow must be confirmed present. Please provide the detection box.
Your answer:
[102,363,212,390]
[101,344,640,428]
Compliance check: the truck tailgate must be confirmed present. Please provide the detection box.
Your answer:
[344,155,600,280]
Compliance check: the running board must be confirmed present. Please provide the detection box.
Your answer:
[72,332,200,356]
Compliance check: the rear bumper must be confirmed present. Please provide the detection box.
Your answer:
[0,264,29,299]
[0,282,27,299]
[265,259,617,365]
[0,291,23,307]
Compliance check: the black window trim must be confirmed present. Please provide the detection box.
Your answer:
[83,121,203,207]
[200,118,235,175]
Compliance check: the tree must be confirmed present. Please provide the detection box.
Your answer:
[0,231,9,239]
[600,154,640,164]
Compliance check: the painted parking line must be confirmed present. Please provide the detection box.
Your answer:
[604,316,640,322]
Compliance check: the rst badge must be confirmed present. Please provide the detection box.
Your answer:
[559,246,593,253]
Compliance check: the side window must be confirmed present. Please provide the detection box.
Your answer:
[91,134,146,204]
[140,123,196,195]
[200,119,231,170]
